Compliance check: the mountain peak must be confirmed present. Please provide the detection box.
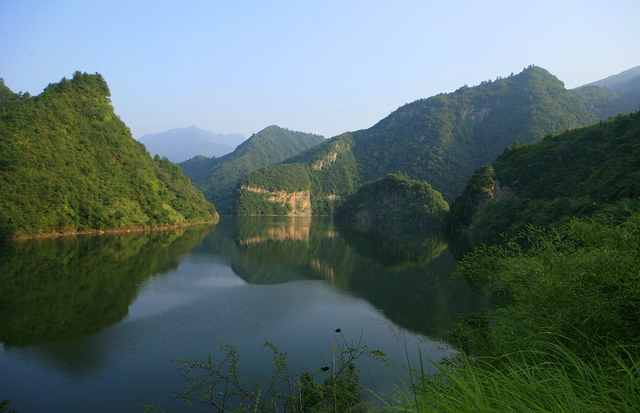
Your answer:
[138,127,245,163]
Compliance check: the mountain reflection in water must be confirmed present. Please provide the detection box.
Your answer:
[0,217,490,413]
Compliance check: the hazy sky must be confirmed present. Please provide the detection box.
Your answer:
[1,0,639,139]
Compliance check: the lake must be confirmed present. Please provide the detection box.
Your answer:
[0,217,490,412]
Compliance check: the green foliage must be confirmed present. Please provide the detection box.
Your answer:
[240,163,312,193]
[455,211,640,356]
[571,85,632,120]
[170,330,377,412]
[400,212,640,413]
[234,190,293,216]
[445,165,495,231]
[469,196,599,240]
[180,126,323,214]
[394,340,640,413]
[352,66,597,202]
[234,163,313,215]
[454,110,640,239]
[0,72,217,238]
[493,112,640,201]
[235,66,619,216]
[0,78,21,109]
[335,173,449,230]
[0,399,17,413]
[307,135,359,215]
[572,67,640,120]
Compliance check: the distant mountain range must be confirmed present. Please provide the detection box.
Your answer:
[138,126,246,163]
[580,66,640,90]
[572,66,640,120]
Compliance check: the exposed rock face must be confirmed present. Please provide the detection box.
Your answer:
[241,186,312,216]
[468,106,492,123]
[311,145,341,170]
[492,181,515,201]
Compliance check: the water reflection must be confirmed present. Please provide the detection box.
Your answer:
[199,217,489,334]
[0,217,490,413]
[0,225,215,347]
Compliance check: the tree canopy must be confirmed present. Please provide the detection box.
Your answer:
[0,72,217,239]
[334,173,449,230]
[448,110,640,239]
[180,125,324,214]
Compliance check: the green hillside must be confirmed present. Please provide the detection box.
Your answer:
[180,125,324,214]
[448,110,640,239]
[334,173,449,230]
[0,72,217,239]
[0,78,21,108]
[237,66,613,215]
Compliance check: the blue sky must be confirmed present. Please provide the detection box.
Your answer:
[1,0,639,139]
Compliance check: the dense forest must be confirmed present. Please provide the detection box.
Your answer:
[236,66,640,216]
[448,110,640,239]
[334,173,449,230]
[0,72,217,239]
[180,125,324,214]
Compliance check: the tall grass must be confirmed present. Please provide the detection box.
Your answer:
[379,339,640,412]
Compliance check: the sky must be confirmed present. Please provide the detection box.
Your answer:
[1,0,639,140]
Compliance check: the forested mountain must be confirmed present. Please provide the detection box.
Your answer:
[180,125,324,214]
[237,66,628,216]
[581,66,640,90]
[0,78,21,108]
[448,110,640,239]
[334,173,449,230]
[138,126,245,163]
[0,72,217,239]
[571,66,640,120]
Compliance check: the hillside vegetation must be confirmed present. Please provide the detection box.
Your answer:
[334,173,449,230]
[236,66,639,216]
[0,72,217,239]
[180,125,324,214]
[448,110,640,239]
[572,66,640,120]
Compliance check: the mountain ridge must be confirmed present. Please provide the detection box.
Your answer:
[237,65,635,215]
[448,110,640,239]
[138,126,245,163]
[180,125,324,214]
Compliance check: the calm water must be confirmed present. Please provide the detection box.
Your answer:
[0,217,489,412]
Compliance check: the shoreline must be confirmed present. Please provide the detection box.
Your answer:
[9,219,219,242]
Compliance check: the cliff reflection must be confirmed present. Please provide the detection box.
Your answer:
[203,217,488,334]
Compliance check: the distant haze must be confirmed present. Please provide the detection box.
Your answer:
[2,1,638,140]
[138,126,246,163]
[581,66,640,91]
